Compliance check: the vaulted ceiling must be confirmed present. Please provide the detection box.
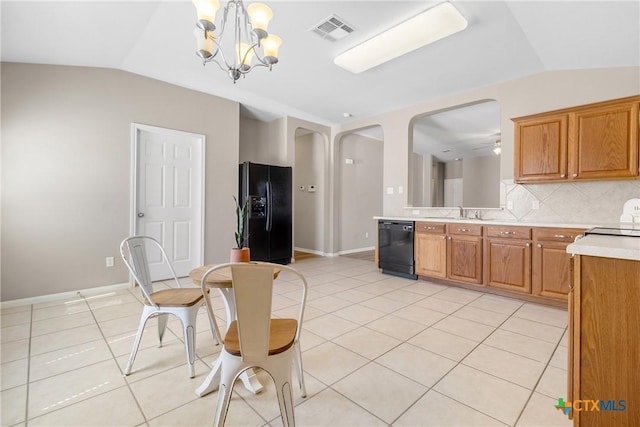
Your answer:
[2,1,639,128]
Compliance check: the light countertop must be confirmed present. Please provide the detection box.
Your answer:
[373,216,596,229]
[374,216,640,261]
[567,234,640,261]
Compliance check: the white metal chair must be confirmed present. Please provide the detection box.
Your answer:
[201,262,308,427]
[120,236,220,378]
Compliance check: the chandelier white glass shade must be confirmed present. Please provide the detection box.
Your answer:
[192,0,282,83]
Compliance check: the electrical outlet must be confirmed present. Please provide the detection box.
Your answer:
[106,257,114,268]
[398,186,404,194]
[532,200,540,210]
[365,232,369,238]
[507,200,514,210]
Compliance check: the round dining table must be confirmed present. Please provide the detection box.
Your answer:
[189,263,280,397]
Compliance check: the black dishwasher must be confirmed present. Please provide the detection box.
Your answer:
[378,220,417,279]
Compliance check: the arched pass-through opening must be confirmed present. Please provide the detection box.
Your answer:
[409,99,501,208]
[293,127,328,256]
[335,125,384,255]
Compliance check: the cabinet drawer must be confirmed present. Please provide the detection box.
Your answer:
[447,223,483,236]
[487,225,531,240]
[415,222,446,234]
[533,227,584,242]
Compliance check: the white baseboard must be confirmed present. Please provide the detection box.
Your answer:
[338,246,375,255]
[0,282,132,309]
[293,246,374,259]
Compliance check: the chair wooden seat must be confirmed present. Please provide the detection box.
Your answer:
[146,288,206,307]
[224,319,297,356]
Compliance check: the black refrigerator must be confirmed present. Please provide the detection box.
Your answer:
[239,162,292,264]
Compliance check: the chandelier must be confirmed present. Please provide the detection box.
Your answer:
[192,0,282,83]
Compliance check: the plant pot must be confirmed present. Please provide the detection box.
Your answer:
[230,247,250,263]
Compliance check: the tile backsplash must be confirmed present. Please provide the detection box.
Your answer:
[404,180,640,225]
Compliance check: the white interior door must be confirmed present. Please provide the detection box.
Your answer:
[133,124,205,280]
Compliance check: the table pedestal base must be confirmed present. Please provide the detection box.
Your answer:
[195,357,264,397]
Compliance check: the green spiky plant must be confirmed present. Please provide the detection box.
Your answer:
[233,196,249,249]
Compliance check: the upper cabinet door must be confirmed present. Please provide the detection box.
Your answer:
[569,100,639,180]
[513,96,640,184]
[514,114,568,183]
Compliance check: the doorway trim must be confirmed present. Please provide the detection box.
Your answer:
[129,123,206,275]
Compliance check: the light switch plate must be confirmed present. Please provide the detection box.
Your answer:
[532,200,540,210]
[507,200,514,210]
[398,186,404,194]
[386,187,394,195]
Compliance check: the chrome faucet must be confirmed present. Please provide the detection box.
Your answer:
[458,206,464,218]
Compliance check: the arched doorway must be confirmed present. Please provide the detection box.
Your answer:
[335,125,384,255]
[294,128,327,255]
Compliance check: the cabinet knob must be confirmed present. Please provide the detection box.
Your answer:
[573,173,578,178]
[554,234,569,239]
[459,228,470,232]
[427,226,435,230]
[526,243,531,247]
[441,236,446,240]
[537,243,543,248]
[500,231,515,235]
[448,236,452,240]
[560,174,566,178]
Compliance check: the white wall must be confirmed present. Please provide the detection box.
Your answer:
[1,63,240,301]
[463,155,501,208]
[294,132,325,253]
[239,116,287,165]
[334,67,640,220]
[337,132,383,252]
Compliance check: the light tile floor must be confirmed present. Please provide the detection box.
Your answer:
[1,256,572,426]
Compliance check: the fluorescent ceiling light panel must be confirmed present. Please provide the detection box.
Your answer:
[334,2,467,74]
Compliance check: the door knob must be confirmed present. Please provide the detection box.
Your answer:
[137,212,145,218]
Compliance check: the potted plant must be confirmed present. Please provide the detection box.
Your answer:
[230,196,250,262]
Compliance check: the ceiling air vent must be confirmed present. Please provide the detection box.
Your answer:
[310,15,355,42]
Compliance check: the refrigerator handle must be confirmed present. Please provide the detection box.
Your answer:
[266,181,272,232]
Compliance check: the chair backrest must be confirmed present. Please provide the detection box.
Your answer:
[200,262,308,363]
[120,236,181,306]
[230,263,275,364]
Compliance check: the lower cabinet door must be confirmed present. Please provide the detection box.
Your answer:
[415,233,447,278]
[447,235,483,284]
[485,238,532,293]
[532,240,572,300]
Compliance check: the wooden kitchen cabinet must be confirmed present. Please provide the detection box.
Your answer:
[532,227,585,302]
[514,113,568,182]
[569,255,640,426]
[513,96,640,184]
[484,225,532,294]
[447,224,483,285]
[415,222,447,278]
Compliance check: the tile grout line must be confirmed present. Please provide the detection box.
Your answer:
[384,294,505,425]
[511,325,568,427]
[81,290,152,427]
[24,304,34,427]
[387,296,530,426]
[296,266,565,426]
